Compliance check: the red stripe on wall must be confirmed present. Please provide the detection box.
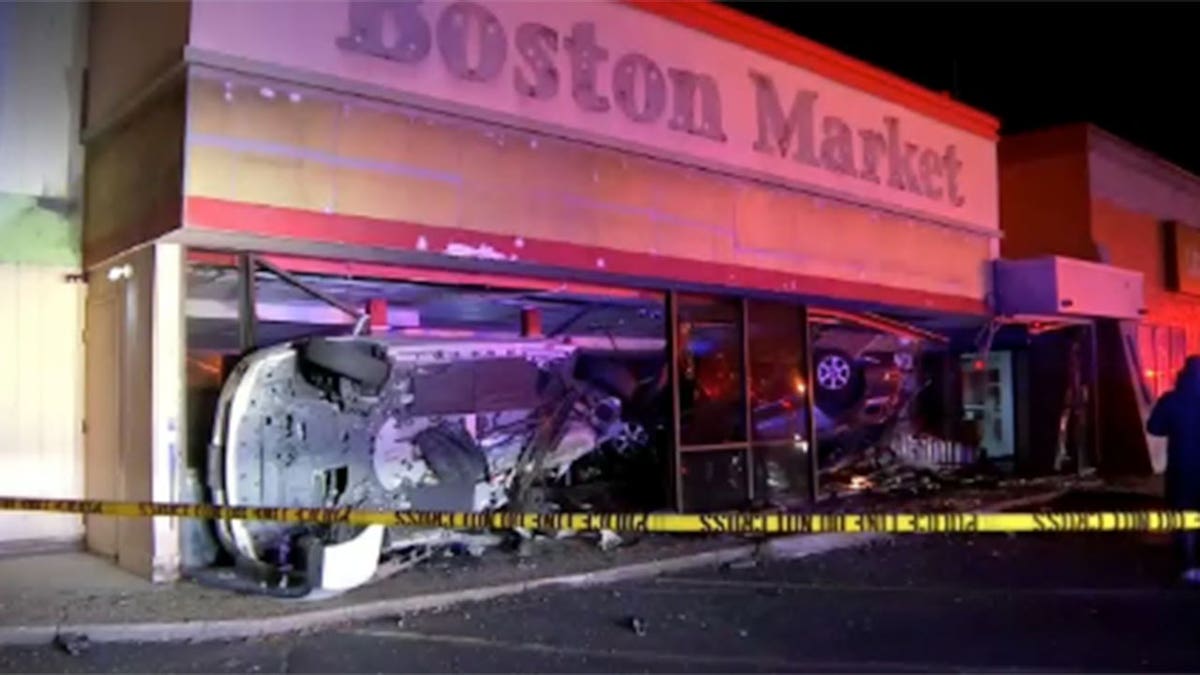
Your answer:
[183,196,987,316]
[184,250,656,301]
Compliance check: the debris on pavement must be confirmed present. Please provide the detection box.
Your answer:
[819,435,996,499]
[598,530,623,552]
[722,558,759,572]
[628,616,648,637]
[815,428,1098,504]
[848,475,874,492]
[53,633,89,656]
[892,433,981,467]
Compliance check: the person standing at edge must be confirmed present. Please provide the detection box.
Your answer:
[1147,355,1200,583]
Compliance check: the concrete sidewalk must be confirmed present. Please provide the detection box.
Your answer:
[0,485,1088,647]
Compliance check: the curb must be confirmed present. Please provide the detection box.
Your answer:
[0,488,1072,647]
[0,544,762,646]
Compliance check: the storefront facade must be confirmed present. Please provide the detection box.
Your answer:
[75,0,1001,580]
[1000,123,1198,476]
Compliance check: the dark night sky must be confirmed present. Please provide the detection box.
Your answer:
[729,2,1200,174]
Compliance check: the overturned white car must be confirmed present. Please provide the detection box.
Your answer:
[208,334,647,594]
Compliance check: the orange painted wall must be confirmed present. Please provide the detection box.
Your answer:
[997,126,1094,261]
[1091,197,1200,352]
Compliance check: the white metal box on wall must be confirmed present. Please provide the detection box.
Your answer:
[993,256,1146,320]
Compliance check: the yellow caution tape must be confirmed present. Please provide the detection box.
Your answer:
[0,497,1195,534]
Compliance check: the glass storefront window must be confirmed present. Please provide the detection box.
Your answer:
[1138,323,1189,400]
[1171,326,1188,385]
[1156,326,1171,398]
[747,301,808,445]
[679,450,750,513]
[747,300,812,506]
[675,294,746,447]
[673,295,814,511]
[753,444,812,508]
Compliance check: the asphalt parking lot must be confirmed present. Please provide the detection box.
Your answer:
[4,490,1198,673]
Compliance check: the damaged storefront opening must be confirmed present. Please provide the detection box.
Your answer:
[186,253,1003,595]
[187,253,674,594]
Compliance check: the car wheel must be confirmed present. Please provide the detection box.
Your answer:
[813,349,865,415]
[297,338,391,393]
[414,422,489,485]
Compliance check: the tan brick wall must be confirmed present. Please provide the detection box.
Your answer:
[998,127,1094,261]
[184,74,992,302]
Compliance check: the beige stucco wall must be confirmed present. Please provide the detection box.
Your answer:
[0,1,87,550]
[0,265,85,548]
[184,73,992,304]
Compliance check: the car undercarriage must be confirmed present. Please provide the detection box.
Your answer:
[207,334,651,594]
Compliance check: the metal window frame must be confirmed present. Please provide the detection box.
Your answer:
[227,258,825,514]
[741,298,754,504]
[1085,322,1102,474]
[670,293,817,512]
[667,290,684,512]
[234,252,370,355]
[800,304,819,502]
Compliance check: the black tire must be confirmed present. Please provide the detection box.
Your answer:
[414,423,489,485]
[812,348,865,415]
[297,338,391,392]
[575,355,640,399]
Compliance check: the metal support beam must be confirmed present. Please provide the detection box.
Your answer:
[236,253,257,354]
[1086,322,1102,474]
[800,304,820,504]
[666,291,684,513]
[254,256,369,335]
[367,298,390,334]
[741,298,755,505]
[520,307,544,338]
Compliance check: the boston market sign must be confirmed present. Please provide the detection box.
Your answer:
[337,0,969,209]
[189,0,998,230]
